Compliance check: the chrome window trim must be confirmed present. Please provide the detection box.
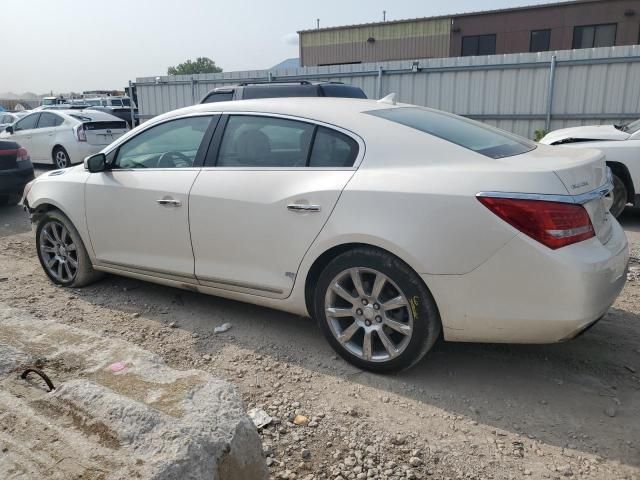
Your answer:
[477,181,613,205]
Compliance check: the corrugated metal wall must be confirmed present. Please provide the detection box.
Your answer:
[136,45,640,139]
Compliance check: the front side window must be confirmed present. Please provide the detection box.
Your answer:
[217,115,315,167]
[573,24,616,49]
[366,107,535,159]
[110,99,123,106]
[37,112,63,128]
[115,116,211,169]
[462,34,496,56]
[530,29,551,52]
[15,113,39,131]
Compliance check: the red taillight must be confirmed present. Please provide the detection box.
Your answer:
[17,147,29,163]
[478,196,595,249]
[74,124,87,142]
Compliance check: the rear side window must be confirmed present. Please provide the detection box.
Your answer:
[309,127,359,167]
[37,112,64,128]
[218,115,314,167]
[366,107,535,159]
[15,114,39,131]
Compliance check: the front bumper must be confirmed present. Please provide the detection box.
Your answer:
[423,219,629,344]
[0,166,35,196]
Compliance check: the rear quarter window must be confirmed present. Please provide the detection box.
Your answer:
[366,107,536,159]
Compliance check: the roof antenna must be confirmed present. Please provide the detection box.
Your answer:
[377,92,397,105]
[316,18,320,29]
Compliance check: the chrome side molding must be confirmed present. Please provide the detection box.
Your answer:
[477,181,613,205]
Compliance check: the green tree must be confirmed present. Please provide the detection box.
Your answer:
[167,57,222,75]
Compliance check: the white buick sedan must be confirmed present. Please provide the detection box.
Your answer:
[23,98,629,372]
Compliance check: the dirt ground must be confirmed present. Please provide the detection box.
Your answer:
[0,198,639,480]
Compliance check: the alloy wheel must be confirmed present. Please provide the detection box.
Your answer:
[39,220,78,283]
[324,267,413,363]
[55,150,69,169]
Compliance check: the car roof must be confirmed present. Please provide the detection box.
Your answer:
[155,97,397,132]
[44,109,125,122]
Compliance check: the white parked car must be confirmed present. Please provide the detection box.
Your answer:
[0,110,129,168]
[0,111,28,132]
[540,119,640,217]
[22,98,628,372]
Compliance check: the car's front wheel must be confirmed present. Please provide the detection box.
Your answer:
[35,209,103,287]
[314,247,441,372]
[608,173,628,218]
[53,146,71,169]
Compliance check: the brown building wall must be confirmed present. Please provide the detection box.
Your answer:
[299,18,451,66]
[450,0,640,56]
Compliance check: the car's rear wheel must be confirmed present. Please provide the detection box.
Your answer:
[314,247,441,372]
[35,209,103,287]
[608,173,628,218]
[53,146,71,169]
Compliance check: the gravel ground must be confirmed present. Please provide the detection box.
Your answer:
[0,200,639,480]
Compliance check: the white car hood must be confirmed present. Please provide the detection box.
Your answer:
[541,124,630,144]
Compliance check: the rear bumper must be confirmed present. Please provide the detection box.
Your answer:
[423,219,629,344]
[0,166,35,195]
[66,142,106,165]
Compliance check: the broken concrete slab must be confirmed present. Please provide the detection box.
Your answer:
[0,304,267,479]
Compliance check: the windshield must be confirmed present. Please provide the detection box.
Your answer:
[624,119,640,134]
[366,107,536,159]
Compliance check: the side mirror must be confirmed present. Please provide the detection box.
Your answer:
[85,153,107,173]
[5,125,13,134]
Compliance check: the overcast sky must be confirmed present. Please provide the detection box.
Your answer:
[3,0,559,94]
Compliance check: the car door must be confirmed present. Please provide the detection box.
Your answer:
[189,113,363,298]
[31,112,64,162]
[8,113,39,157]
[84,114,218,280]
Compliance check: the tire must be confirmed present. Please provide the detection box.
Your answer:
[35,209,104,287]
[52,146,71,169]
[313,247,441,373]
[608,173,628,218]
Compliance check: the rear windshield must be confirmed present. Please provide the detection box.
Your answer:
[320,84,367,99]
[366,107,536,159]
[625,119,640,135]
[242,85,318,99]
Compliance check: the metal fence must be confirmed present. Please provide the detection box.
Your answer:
[135,45,640,138]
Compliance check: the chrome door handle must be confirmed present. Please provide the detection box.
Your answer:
[156,198,182,207]
[287,203,321,212]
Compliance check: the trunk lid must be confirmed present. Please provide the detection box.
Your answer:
[500,144,613,244]
[540,124,630,144]
[83,120,128,145]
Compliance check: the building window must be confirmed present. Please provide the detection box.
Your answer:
[530,29,551,52]
[572,24,617,49]
[461,34,496,56]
